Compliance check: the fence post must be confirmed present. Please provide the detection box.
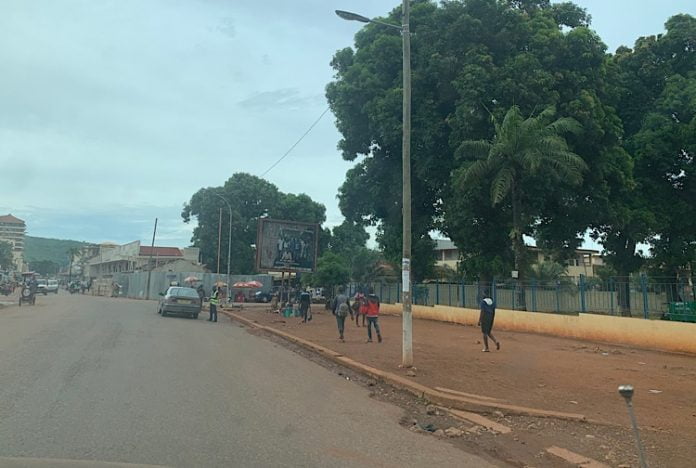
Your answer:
[512,281,516,310]
[461,279,465,308]
[609,277,615,315]
[380,282,383,302]
[398,282,402,304]
[448,282,452,306]
[641,274,649,319]
[531,279,537,312]
[388,283,391,304]
[492,278,497,304]
[436,279,440,305]
[579,274,587,314]
[555,280,561,313]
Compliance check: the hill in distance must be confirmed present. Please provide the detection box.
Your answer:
[24,236,88,267]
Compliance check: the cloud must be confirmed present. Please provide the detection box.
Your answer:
[216,17,237,38]
[1,0,679,252]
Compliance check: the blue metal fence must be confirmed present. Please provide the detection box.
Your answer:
[367,275,695,319]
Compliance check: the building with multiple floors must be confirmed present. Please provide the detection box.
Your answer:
[0,214,26,271]
[434,238,604,278]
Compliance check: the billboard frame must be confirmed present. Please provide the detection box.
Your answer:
[255,218,320,273]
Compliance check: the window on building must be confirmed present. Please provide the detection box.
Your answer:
[444,249,459,261]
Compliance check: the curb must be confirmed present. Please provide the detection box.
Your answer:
[222,310,586,422]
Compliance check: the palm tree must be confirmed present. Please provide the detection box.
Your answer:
[456,106,586,309]
[528,261,568,283]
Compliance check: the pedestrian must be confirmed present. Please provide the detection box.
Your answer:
[209,286,219,322]
[299,289,312,323]
[332,286,351,342]
[365,288,382,343]
[478,290,500,352]
[196,284,205,312]
[352,291,367,327]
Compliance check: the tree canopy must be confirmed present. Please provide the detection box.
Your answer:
[327,0,630,280]
[182,173,326,274]
[326,1,695,294]
[0,241,13,271]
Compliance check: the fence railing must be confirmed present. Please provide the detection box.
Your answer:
[354,275,695,319]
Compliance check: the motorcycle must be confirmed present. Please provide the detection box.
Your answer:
[69,282,80,294]
[18,285,36,306]
[0,282,14,296]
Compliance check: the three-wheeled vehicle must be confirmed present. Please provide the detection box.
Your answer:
[19,272,38,306]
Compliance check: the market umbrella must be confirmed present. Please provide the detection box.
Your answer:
[232,281,263,289]
[215,280,228,287]
[184,276,200,283]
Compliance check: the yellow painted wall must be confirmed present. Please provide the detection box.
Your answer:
[381,303,696,355]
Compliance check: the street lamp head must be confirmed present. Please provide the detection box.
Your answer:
[618,384,634,401]
[335,10,371,23]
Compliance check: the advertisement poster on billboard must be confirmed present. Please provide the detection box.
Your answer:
[256,219,319,273]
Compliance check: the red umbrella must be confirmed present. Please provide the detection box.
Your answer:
[232,281,263,288]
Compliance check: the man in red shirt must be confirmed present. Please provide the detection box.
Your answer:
[365,288,382,343]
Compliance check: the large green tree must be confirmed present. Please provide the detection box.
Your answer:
[0,241,13,270]
[328,221,382,285]
[30,260,60,276]
[327,0,628,281]
[301,252,350,293]
[182,173,326,274]
[456,105,586,307]
[594,14,696,313]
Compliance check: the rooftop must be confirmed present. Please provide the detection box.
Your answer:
[434,239,457,250]
[0,214,25,225]
[139,246,183,257]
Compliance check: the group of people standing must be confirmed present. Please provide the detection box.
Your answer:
[331,286,382,343]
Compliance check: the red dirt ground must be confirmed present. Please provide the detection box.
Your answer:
[231,304,696,467]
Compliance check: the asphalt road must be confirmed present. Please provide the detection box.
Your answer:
[0,294,494,467]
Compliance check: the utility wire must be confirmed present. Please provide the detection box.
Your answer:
[260,106,331,177]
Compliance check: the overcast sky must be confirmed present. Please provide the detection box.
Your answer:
[1,0,694,248]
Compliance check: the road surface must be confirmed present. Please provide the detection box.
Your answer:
[0,294,493,467]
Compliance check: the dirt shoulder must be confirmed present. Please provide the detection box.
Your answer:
[226,304,696,467]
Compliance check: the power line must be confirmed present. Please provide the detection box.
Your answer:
[260,106,331,178]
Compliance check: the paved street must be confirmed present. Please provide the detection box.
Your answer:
[0,294,493,467]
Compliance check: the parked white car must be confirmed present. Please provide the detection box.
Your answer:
[46,279,59,294]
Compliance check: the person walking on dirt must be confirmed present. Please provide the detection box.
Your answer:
[209,286,219,323]
[352,291,367,327]
[332,286,351,342]
[479,290,500,352]
[365,289,382,343]
[299,289,312,323]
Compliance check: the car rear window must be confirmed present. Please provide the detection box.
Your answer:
[169,287,199,298]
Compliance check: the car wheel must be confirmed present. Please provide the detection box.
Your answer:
[263,297,269,303]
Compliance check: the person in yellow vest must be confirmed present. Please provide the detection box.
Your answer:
[209,286,219,322]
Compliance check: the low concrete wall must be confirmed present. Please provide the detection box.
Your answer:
[381,303,696,355]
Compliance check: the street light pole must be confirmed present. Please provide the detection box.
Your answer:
[336,3,412,366]
[400,0,413,367]
[214,193,233,300]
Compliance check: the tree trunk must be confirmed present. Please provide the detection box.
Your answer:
[616,273,631,317]
[511,183,526,310]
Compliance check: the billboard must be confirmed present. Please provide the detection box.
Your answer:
[256,219,319,273]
